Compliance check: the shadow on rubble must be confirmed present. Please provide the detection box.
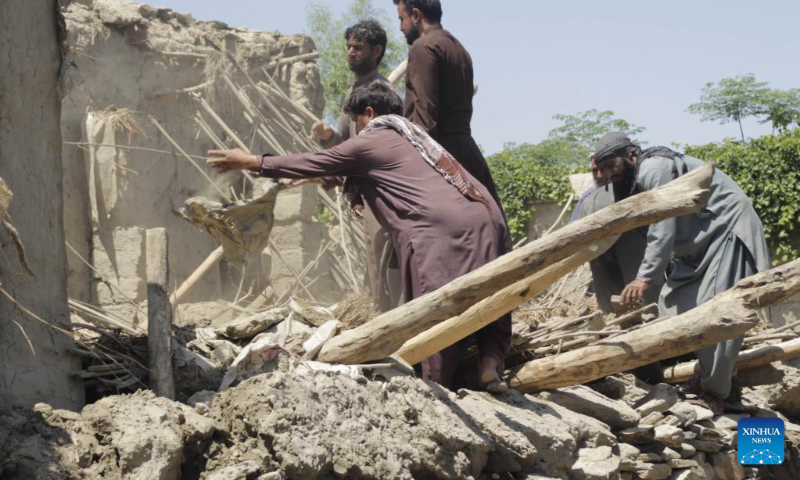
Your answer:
[0,406,78,479]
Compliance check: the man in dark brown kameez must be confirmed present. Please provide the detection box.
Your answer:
[209,83,512,392]
[393,0,504,212]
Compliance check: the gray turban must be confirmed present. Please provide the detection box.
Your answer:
[594,132,635,164]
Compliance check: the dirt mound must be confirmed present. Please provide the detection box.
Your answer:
[0,366,625,480]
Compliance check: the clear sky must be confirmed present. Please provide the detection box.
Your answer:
[149,0,800,155]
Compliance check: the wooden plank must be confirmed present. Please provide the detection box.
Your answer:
[509,258,800,392]
[317,163,714,364]
[147,228,175,399]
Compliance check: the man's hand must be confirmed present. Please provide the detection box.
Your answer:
[621,279,651,306]
[310,121,334,142]
[207,148,260,174]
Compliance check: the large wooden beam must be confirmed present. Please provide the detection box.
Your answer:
[396,236,617,365]
[146,228,175,399]
[317,163,713,364]
[508,258,800,392]
[663,337,800,384]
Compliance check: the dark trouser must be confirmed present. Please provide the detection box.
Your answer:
[407,257,512,389]
[696,234,758,399]
[420,315,512,390]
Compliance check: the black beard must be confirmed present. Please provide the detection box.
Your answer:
[348,59,372,75]
[612,158,638,201]
[404,24,421,45]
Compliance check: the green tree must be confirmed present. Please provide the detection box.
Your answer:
[306,0,407,123]
[760,88,800,134]
[486,148,574,242]
[486,109,645,240]
[685,128,800,263]
[687,74,770,142]
[490,109,645,171]
[549,109,646,155]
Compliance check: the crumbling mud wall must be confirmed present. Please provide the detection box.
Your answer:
[60,0,333,314]
[0,0,84,410]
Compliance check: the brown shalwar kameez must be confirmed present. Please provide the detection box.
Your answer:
[259,127,512,388]
[404,25,503,212]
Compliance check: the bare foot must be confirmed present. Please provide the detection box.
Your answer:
[479,356,500,385]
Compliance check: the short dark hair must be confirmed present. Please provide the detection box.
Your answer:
[344,82,403,117]
[393,0,443,24]
[344,20,388,65]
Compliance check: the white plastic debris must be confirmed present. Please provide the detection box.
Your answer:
[302,319,340,359]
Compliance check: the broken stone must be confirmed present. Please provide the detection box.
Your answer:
[690,404,714,422]
[639,411,664,427]
[666,402,697,428]
[589,374,650,404]
[654,425,684,448]
[687,424,724,442]
[665,459,698,469]
[709,451,744,480]
[637,441,668,454]
[685,439,724,453]
[622,461,672,479]
[669,469,702,480]
[569,446,621,480]
[660,447,681,460]
[617,443,641,460]
[634,384,679,417]
[711,413,748,431]
[655,415,683,428]
[618,426,655,445]
[634,453,662,463]
[692,453,716,480]
[536,385,641,430]
[678,443,696,459]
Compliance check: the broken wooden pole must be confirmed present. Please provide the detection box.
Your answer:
[146,228,175,399]
[397,236,617,365]
[509,257,800,392]
[388,59,408,84]
[317,163,713,364]
[149,116,231,202]
[169,246,224,307]
[664,336,800,384]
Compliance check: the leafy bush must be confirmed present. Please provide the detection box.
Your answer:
[685,129,800,263]
[487,144,576,242]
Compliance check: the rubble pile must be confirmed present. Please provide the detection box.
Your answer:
[4,293,800,479]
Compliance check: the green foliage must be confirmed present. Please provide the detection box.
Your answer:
[686,74,800,141]
[685,129,800,263]
[760,89,800,133]
[306,0,407,123]
[549,109,646,159]
[502,109,646,170]
[486,109,643,241]
[487,145,575,241]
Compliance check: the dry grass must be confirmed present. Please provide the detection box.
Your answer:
[95,106,147,138]
[334,291,381,331]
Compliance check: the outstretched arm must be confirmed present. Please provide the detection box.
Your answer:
[208,139,365,180]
